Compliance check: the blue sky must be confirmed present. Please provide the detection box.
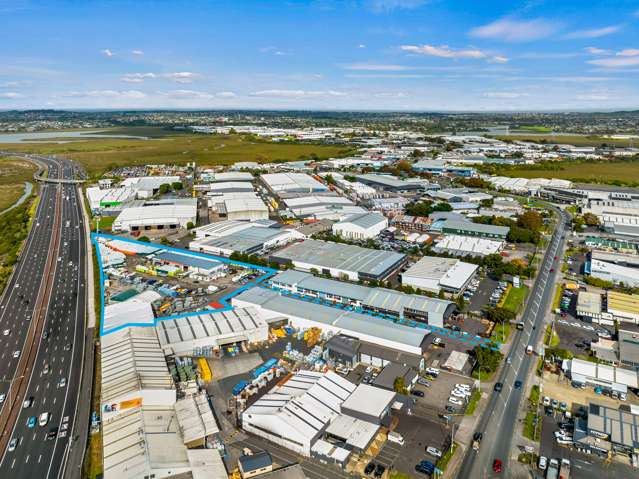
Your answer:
[1,0,639,111]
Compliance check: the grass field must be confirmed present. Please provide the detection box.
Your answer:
[512,126,552,133]
[492,134,637,147]
[0,156,37,212]
[0,128,356,176]
[502,286,528,313]
[493,159,639,186]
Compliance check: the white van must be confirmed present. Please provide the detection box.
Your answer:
[387,431,405,446]
[39,412,49,427]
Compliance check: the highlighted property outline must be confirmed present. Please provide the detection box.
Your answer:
[93,233,276,336]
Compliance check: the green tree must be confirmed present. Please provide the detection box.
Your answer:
[186,221,195,229]
[138,236,150,242]
[517,210,543,232]
[172,181,183,191]
[158,183,172,195]
[393,377,409,395]
[582,212,599,226]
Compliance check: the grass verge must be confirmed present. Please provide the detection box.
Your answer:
[502,285,528,313]
[523,411,541,441]
[544,325,560,347]
[83,346,103,479]
[0,198,34,294]
[490,322,511,343]
[465,389,481,416]
[435,442,458,472]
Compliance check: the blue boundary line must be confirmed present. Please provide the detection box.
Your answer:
[93,233,276,336]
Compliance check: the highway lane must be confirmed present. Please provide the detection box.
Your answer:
[0,158,87,478]
[457,208,570,478]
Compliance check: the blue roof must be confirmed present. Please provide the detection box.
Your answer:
[154,250,223,271]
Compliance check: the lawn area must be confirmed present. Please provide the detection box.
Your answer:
[94,215,115,233]
[544,325,560,347]
[492,134,636,147]
[0,199,34,294]
[0,131,356,176]
[502,285,528,313]
[523,411,542,441]
[512,126,552,133]
[465,389,481,416]
[490,322,511,343]
[436,442,459,472]
[552,284,564,310]
[0,156,37,211]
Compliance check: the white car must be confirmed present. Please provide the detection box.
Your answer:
[8,438,18,452]
[448,397,463,406]
[455,383,471,391]
[426,446,442,457]
[38,412,49,427]
[2,329,9,336]
[0,393,5,403]
[451,390,467,399]
[542,396,551,407]
[58,378,66,388]
[582,325,595,331]
[12,350,20,358]
[454,389,471,397]
[538,456,548,470]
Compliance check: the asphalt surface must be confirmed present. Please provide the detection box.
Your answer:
[457,208,570,479]
[0,157,88,479]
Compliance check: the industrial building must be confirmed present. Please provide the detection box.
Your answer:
[389,214,431,233]
[586,258,639,288]
[440,219,509,240]
[232,287,432,355]
[112,198,198,232]
[260,173,328,196]
[367,196,410,214]
[241,370,394,461]
[574,402,639,457]
[619,324,639,370]
[563,358,638,396]
[577,290,639,326]
[151,250,227,278]
[201,181,256,194]
[86,186,136,212]
[432,234,504,257]
[210,196,269,221]
[281,195,366,221]
[120,175,182,199]
[354,173,427,193]
[268,269,455,327]
[401,256,478,294]
[155,307,269,355]
[201,171,254,183]
[325,334,425,370]
[269,239,406,282]
[332,212,388,240]
[189,221,304,256]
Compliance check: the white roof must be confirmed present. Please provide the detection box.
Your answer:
[341,384,395,419]
[324,414,379,450]
[443,351,470,372]
[434,234,503,256]
[207,171,253,182]
[570,358,638,388]
[121,175,181,191]
[261,172,327,193]
[115,199,197,224]
[103,299,156,334]
[175,392,219,444]
[223,197,268,213]
[207,181,255,192]
[105,239,161,255]
[310,439,351,463]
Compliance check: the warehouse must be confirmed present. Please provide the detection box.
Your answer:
[86,186,136,211]
[282,195,367,221]
[606,291,639,324]
[270,239,406,281]
[151,250,227,278]
[212,197,269,221]
[563,358,638,396]
[112,198,198,232]
[325,335,425,371]
[401,256,478,294]
[268,269,455,327]
[155,307,269,355]
[103,291,161,334]
[579,402,639,457]
[189,222,303,256]
[332,212,388,240]
[412,160,476,177]
[242,370,393,460]
[232,287,431,355]
[367,196,410,214]
[576,292,605,323]
[120,175,182,199]
[260,172,328,196]
[203,182,255,194]
[355,173,427,193]
[432,234,504,257]
[441,219,509,239]
[201,171,253,183]
[586,259,639,288]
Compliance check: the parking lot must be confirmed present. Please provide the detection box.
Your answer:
[411,370,475,419]
[467,276,498,312]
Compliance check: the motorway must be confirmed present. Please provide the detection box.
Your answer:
[457,208,570,478]
[0,156,88,478]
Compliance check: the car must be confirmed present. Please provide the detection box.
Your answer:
[559,402,567,411]
[445,405,457,413]
[556,436,574,445]
[411,390,425,398]
[550,268,555,272]
[506,357,512,364]
[58,378,66,388]
[426,446,442,457]
[494,382,503,392]
[46,428,58,440]
[493,459,503,473]
[455,383,471,390]
[43,364,50,375]
[545,406,554,417]
[8,437,18,452]
[448,397,463,406]
[514,380,522,389]
[374,464,385,478]
[22,396,33,409]
[2,329,9,336]
[472,432,483,450]
[538,456,548,470]
[64,343,72,351]
[0,393,5,403]
[27,416,36,428]
[451,390,467,399]
[364,462,375,475]
[39,412,49,427]
[418,378,431,387]
[543,396,551,406]
[551,399,559,409]
[582,324,595,331]
[12,350,20,358]
[415,463,433,475]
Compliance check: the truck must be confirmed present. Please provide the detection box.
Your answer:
[559,458,571,479]
[546,458,560,479]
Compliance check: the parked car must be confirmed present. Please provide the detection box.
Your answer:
[538,456,548,470]
[448,397,463,406]
[493,459,503,473]
[426,446,442,458]
[494,382,503,392]
[364,462,375,475]
[411,390,425,398]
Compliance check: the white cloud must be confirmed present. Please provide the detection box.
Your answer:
[0,92,23,99]
[249,89,347,98]
[400,44,507,63]
[131,49,144,55]
[161,89,214,99]
[366,0,428,13]
[0,81,21,88]
[120,72,200,84]
[469,17,561,42]
[260,46,285,55]
[617,49,639,57]
[584,47,612,55]
[345,73,430,78]
[564,25,621,39]
[489,55,509,64]
[588,56,639,68]
[62,90,146,99]
[373,92,407,98]
[100,49,114,57]
[215,91,237,98]
[576,93,609,101]
[358,44,367,48]
[483,92,530,98]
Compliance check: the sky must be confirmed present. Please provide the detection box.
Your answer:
[1,0,639,111]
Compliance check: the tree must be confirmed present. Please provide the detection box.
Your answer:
[485,307,515,323]
[517,210,543,232]
[324,174,336,185]
[186,221,195,229]
[158,183,172,195]
[138,236,150,242]
[172,181,183,191]
[432,202,453,212]
[472,345,503,373]
[582,212,599,226]
[393,376,409,395]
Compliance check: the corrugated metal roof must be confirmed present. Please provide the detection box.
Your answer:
[335,212,387,229]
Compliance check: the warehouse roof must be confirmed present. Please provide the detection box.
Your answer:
[607,291,639,316]
[341,383,395,418]
[355,173,424,189]
[270,270,371,301]
[441,219,510,236]
[261,172,327,193]
[101,326,174,404]
[153,250,224,271]
[365,287,452,316]
[103,296,158,334]
[402,256,478,290]
[115,198,197,224]
[587,403,639,449]
[433,234,503,256]
[207,171,253,182]
[577,292,602,315]
[121,175,181,191]
[234,287,430,349]
[207,181,255,192]
[335,212,387,230]
[220,197,268,214]
[324,414,380,450]
[194,226,301,254]
[271,239,405,277]
[175,392,219,444]
[569,358,638,388]
[105,239,161,255]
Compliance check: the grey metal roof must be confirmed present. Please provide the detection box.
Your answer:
[373,363,417,390]
[336,212,386,229]
[271,239,406,277]
[199,226,289,253]
[271,270,370,301]
[154,250,223,270]
[239,452,272,473]
[442,219,510,236]
[364,287,452,315]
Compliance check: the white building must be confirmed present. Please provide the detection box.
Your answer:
[588,258,639,288]
[401,256,478,294]
[260,172,328,196]
[332,212,388,240]
[85,186,136,211]
[120,176,182,199]
[432,234,504,257]
[212,196,269,221]
[113,198,198,232]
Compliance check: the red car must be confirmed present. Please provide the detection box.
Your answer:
[554,255,558,260]
[493,459,503,473]
[550,268,555,272]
